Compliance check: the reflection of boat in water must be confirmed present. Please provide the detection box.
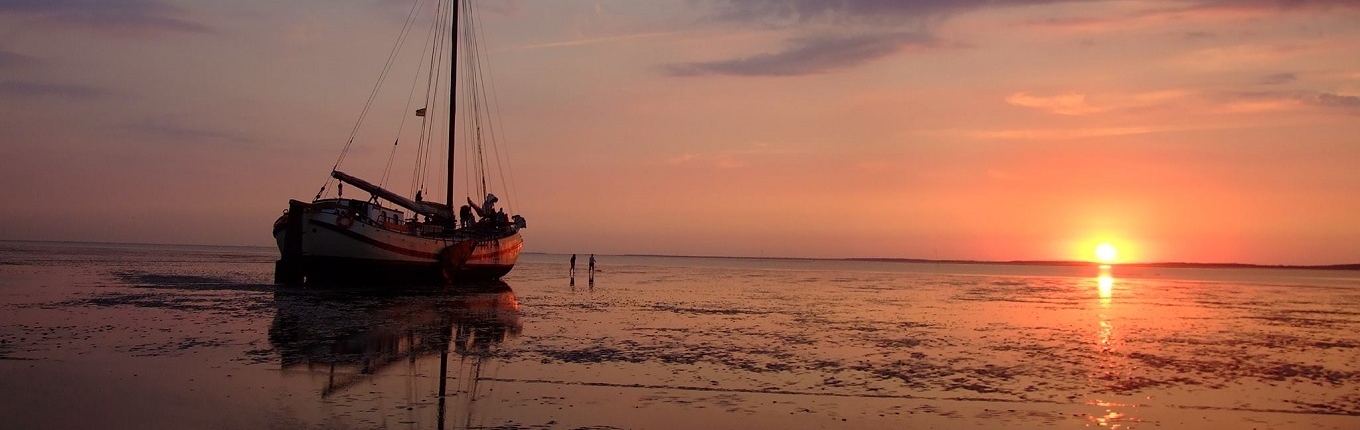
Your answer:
[268,282,521,427]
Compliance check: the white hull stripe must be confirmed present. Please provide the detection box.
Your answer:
[313,221,440,259]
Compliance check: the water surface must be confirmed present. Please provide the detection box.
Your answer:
[1,241,1357,429]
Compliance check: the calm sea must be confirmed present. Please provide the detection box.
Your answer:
[1,240,1358,429]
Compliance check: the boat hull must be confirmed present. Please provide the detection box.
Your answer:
[273,202,522,286]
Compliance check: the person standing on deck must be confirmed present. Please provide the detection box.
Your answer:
[459,205,473,228]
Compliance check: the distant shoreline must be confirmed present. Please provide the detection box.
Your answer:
[4,240,1356,270]
[607,253,1360,271]
[846,258,1360,271]
[0,238,271,250]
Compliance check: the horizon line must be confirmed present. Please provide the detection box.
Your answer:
[3,239,1355,270]
[580,253,1360,271]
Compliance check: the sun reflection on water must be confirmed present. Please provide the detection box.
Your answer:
[1086,265,1144,429]
[1097,265,1113,307]
[1083,399,1145,429]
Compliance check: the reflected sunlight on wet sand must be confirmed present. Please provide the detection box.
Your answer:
[1,241,1358,429]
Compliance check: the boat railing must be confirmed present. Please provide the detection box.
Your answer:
[309,198,517,238]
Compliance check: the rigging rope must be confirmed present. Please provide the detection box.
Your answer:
[459,0,490,202]
[429,0,451,200]
[315,0,427,200]
[382,0,439,190]
[410,0,447,199]
[312,0,523,221]
[470,3,520,214]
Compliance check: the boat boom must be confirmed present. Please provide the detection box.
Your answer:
[330,170,453,221]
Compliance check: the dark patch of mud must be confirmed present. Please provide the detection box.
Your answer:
[52,291,273,315]
[124,337,233,357]
[112,271,274,292]
[649,304,774,316]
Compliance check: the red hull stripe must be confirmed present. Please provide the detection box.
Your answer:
[471,241,523,260]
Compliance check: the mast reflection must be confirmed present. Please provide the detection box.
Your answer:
[268,283,521,428]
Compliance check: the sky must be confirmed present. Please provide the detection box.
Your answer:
[1,0,1358,265]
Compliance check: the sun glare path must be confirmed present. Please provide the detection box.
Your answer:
[1095,243,1118,263]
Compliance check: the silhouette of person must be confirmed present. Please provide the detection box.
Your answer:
[459,205,473,228]
[482,193,498,215]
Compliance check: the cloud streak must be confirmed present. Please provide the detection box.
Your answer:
[709,0,1072,25]
[507,31,682,51]
[681,0,1353,77]
[1006,93,1103,116]
[1006,90,1191,116]
[1258,73,1297,85]
[119,117,258,146]
[1219,91,1360,113]
[0,50,35,68]
[1316,93,1360,110]
[665,31,941,77]
[0,0,211,36]
[0,80,109,99]
[1022,0,1360,32]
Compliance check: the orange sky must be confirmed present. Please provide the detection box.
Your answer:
[2,0,1358,264]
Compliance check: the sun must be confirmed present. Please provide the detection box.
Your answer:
[1095,243,1118,263]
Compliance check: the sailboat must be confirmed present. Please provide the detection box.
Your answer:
[273,0,525,285]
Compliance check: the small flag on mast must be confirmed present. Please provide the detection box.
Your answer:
[415,107,427,117]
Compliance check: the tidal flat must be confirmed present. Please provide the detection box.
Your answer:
[1,241,1358,429]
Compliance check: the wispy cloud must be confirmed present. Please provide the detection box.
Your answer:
[968,126,1161,141]
[708,0,1071,25]
[120,117,258,146]
[1164,0,1360,13]
[1007,88,1358,117]
[1259,72,1297,85]
[0,80,109,99]
[0,0,211,36]
[664,144,797,168]
[507,31,681,51]
[1006,90,1191,116]
[679,0,1035,76]
[666,152,749,169]
[1316,93,1360,109]
[1005,93,1102,116]
[683,0,1360,77]
[665,31,942,77]
[1022,0,1360,32]
[0,50,35,68]
[1217,90,1360,114]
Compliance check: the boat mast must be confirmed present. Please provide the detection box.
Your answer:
[447,0,459,228]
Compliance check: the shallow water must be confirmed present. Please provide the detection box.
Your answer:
[1,241,1358,429]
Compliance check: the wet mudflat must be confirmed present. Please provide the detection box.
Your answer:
[1,241,1358,429]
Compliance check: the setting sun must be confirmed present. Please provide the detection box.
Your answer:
[1095,243,1118,263]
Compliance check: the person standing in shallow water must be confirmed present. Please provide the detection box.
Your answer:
[588,254,596,289]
